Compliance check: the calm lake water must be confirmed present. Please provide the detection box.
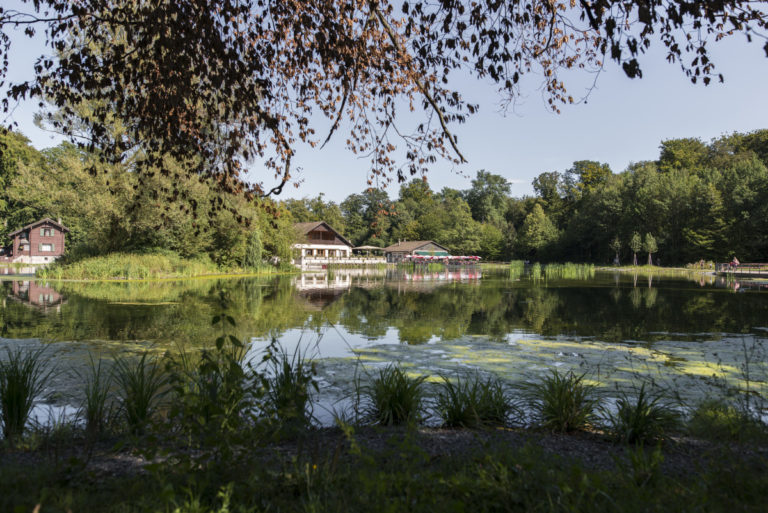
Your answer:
[1,268,767,423]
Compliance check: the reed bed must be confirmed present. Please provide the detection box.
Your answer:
[544,262,596,280]
[508,260,525,280]
[43,250,224,280]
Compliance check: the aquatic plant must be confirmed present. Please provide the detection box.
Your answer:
[360,364,426,426]
[113,351,167,435]
[435,372,515,428]
[0,346,53,440]
[523,369,598,432]
[604,383,681,444]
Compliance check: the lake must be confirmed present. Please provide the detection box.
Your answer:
[1,268,767,424]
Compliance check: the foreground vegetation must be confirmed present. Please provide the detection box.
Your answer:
[1,305,766,511]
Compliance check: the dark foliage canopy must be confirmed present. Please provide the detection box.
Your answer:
[2,1,766,196]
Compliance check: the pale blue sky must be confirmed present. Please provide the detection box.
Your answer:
[3,13,767,204]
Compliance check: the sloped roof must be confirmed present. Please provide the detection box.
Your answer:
[293,221,353,247]
[382,240,450,253]
[9,218,70,237]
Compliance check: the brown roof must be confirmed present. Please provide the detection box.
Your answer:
[293,221,353,247]
[383,240,450,253]
[9,217,70,237]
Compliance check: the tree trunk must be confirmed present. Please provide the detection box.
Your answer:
[647,253,652,266]
[633,253,637,266]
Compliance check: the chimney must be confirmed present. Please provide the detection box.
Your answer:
[57,218,62,225]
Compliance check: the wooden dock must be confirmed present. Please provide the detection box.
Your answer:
[715,262,768,278]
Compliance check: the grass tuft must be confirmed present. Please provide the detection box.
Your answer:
[78,355,114,437]
[361,364,426,426]
[0,346,53,441]
[113,352,167,435]
[605,384,681,444]
[262,343,318,430]
[523,369,598,432]
[435,372,515,428]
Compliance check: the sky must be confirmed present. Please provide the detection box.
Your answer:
[3,10,768,204]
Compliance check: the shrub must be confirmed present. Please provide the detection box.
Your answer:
[435,372,514,428]
[688,399,767,443]
[361,364,426,426]
[605,384,681,444]
[523,369,598,432]
[0,346,53,441]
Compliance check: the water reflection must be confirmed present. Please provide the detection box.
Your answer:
[6,280,65,311]
[1,270,767,349]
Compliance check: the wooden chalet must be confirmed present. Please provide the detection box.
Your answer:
[0,218,69,264]
[293,221,354,258]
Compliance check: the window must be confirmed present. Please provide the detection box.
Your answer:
[20,232,28,240]
[40,243,54,252]
[41,228,54,237]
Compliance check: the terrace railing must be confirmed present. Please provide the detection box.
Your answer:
[715,262,768,276]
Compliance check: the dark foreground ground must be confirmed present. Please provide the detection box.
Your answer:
[2,426,767,513]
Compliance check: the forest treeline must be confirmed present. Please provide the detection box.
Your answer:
[286,130,768,264]
[2,129,767,266]
[0,131,295,267]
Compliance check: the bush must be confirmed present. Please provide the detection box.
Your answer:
[605,384,681,444]
[688,399,767,443]
[361,365,426,426]
[435,372,515,428]
[523,370,598,432]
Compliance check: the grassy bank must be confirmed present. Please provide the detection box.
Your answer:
[2,426,766,513]
[37,250,290,280]
[597,265,708,277]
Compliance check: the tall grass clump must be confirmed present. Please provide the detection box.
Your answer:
[0,347,53,441]
[523,370,598,432]
[435,372,515,428]
[113,351,167,435]
[604,384,681,444]
[360,364,426,426]
[509,260,525,280]
[261,342,317,430]
[78,355,114,437]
